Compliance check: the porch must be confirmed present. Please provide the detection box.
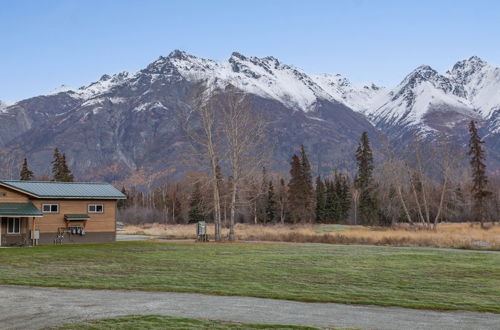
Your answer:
[0,202,43,247]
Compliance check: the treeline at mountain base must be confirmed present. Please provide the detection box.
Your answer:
[117,121,500,231]
[13,84,498,240]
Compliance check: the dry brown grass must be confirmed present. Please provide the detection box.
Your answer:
[120,222,500,250]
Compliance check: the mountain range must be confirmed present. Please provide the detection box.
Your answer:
[1,51,499,184]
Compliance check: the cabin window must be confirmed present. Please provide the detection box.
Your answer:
[88,204,104,213]
[0,192,6,197]
[42,204,59,213]
[7,218,20,234]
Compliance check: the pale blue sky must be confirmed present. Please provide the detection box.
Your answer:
[1,0,499,102]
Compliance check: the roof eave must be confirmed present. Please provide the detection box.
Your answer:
[37,196,126,200]
[0,181,126,200]
[0,215,44,217]
[0,182,40,198]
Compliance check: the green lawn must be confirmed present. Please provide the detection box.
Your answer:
[1,241,499,313]
[47,315,323,330]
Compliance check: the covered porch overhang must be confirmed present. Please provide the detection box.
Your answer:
[0,202,43,217]
[64,214,90,221]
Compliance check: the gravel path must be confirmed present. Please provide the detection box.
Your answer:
[1,285,498,330]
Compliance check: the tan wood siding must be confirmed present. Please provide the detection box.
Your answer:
[34,200,116,233]
[0,187,29,202]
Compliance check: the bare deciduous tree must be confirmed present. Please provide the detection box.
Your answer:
[177,91,223,241]
[217,87,268,240]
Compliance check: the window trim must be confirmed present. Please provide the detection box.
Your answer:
[88,203,104,214]
[42,204,59,213]
[7,217,20,234]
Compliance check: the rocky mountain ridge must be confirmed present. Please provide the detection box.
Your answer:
[1,52,499,182]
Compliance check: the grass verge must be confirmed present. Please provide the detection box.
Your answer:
[1,241,499,313]
[46,315,326,330]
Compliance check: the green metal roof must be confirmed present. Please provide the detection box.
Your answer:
[0,180,126,199]
[0,202,43,217]
[64,214,90,221]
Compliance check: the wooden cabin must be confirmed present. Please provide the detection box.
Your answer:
[0,180,126,246]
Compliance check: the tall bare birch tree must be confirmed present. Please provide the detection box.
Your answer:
[177,94,223,241]
[217,87,268,241]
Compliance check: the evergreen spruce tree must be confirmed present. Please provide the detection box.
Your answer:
[334,172,351,222]
[324,179,335,222]
[60,153,74,182]
[354,132,379,225]
[287,154,304,223]
[265,180,277,223]
[467,121,491,228]
[341,175,352,221]
[19,158,34,181]
[51,149,74,182]
[300,145,315,222]
[332,173,343,222]
[188,182,205,223]
[315,176,326,223]
[51,148,63,181]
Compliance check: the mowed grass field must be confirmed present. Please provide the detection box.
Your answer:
[48,315,323,330]
[0,241,499,313]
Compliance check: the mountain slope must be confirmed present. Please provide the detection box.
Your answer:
[0,51,379,182]
[2,53,500,182]
[366,65,479,137]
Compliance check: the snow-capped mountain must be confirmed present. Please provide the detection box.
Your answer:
[366,65,478,135]
[150,50,341,111]
[447,56,500,118]
[34,50,397,119]
[0,50,378,182]
[359,56,500,140]
[1,51,500,182]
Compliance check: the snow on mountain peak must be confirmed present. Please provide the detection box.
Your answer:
[29,50,499,134]
[447,56,500,118]
[31,50,382,114]
[47,84,76,95]
[400,65,441,88]
[366,62,477,133]
[0,100,8,113]
[162,51,338,111]
[76,71,132,98]
[312,73,385,113]
[450,56,487,78]
[167,49,191,59]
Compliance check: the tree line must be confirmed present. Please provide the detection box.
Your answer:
[118,120,497,231]
[11,89,495,233]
